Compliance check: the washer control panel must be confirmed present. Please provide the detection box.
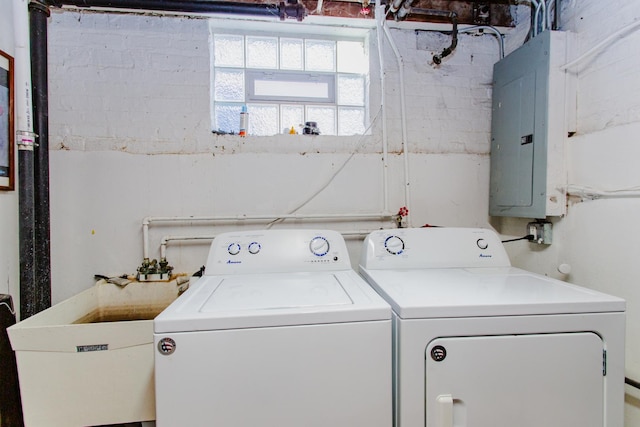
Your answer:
[206,229,351,275]
[360,227,511,269]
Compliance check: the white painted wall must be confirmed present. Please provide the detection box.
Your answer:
[0,0,19,315]
[47,9,512,302]
[491,0,640,423]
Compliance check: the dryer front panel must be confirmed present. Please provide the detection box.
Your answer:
[425,332,604,427]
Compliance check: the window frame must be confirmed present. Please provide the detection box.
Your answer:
[246,70,337,104]
[210,21,371,136]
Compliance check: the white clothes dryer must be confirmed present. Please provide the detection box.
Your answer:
[359,227,626,427]
[154,229,392,427]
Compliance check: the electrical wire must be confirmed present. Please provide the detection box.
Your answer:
[561,18,640,71]
[0,301,16,316]
[458,25,504,59]
[567,184,640,200]
[501,234,534,243]
[266,105,386,228]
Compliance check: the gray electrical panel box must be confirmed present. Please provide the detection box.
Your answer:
[489,30,575,218]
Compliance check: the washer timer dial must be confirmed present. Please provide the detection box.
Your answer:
[309,236,330,257]
[248,242,261,254]
[385,235,405,255]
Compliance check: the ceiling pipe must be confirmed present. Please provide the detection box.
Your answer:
[47,0,307,21]
[409,9,458,64]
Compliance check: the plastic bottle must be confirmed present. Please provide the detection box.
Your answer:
[239,105,248,137]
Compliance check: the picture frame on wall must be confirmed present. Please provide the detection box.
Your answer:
[0,49,14,191]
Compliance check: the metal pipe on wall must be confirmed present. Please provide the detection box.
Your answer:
[143,212,395,260]
[14,0,37,320]
[18,146,36,319]
[49,0,307,21]
[30,0,52,317]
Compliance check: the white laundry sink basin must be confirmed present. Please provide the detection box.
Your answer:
[8,278,187,427]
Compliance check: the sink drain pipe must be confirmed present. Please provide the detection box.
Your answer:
[29,1,53,319]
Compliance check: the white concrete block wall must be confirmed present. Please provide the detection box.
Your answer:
[49,12,211,153]
[561,0,640,134]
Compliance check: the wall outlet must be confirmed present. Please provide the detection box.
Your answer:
[527,221,552,245]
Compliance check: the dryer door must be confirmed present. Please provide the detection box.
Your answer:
[425,332,604,427]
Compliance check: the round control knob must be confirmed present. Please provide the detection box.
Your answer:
[227,243,241,256]
[385,235,405,255]
[476,238,488,250]
[248,242,261,255]
[309,236,330,257]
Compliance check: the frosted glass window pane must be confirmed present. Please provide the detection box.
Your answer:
[255,80,329,98]
[214,35,244,67]
[248,104,279,136]
[307,106,336,135]
[281,38,303,70]
[337,41,367,73]
[338,107,365,136]
[281,105,304,133]
[338,75,365,106]
[247,37,278,69]
[305,40,335,72]
[214,69,244,102]
[215,104,242,134]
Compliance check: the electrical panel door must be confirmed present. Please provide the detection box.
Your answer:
[490,30,574,218]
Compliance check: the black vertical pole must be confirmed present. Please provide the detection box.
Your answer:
[18,144,35,319]
[29,1,52,314]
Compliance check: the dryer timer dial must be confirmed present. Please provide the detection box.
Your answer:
[384,235,405,255]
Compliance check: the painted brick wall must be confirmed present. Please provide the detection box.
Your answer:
[560,0,640,134]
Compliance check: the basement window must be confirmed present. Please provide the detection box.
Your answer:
[211,31,369,136]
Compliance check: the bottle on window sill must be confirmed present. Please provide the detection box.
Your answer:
[239,105,248,137]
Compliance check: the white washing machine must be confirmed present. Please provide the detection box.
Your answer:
[359,227,626,427]
[154,229,392,427]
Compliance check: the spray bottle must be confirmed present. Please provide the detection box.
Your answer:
[239,105,248,137]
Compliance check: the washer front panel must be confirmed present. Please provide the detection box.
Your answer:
[155,320,392,427]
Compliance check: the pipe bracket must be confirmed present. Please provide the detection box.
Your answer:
[16,130,39,151]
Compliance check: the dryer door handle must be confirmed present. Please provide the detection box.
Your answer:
[436,394,453,427]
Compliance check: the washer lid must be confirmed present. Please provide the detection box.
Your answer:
[201,274,352,311]
[359,267,625,319]
[154,271,390,333]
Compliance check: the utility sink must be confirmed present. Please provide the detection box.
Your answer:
[8,278,187,427]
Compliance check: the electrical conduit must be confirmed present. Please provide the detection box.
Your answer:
[379,8,412,227]
[376,4,389,214]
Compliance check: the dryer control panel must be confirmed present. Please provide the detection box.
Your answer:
[360,227,511,270]
[205,229,352,275]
